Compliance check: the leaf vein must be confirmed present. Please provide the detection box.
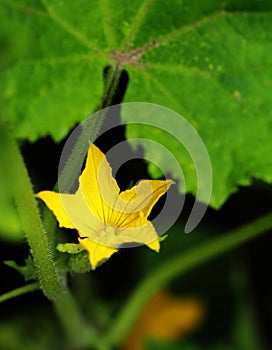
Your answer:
[39,0,104,54]
[99,0,117,50]
[121,0,155,50]
[140,69,186,112]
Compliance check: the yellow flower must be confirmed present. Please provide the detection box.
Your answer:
[37,144,173,269]
[122,290,204,350]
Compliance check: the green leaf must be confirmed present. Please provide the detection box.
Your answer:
[5,256,37,282]
[0,0,108,141]
[123,5,272,207]
[1,1,272,207]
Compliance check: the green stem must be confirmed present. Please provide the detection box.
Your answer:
[105,212,272,347]
[1,125,63,300]
[0,282,40,303]
[1,126,100,347]
[58,64,122,192]
[54,290,98,349]
[50,286,113,349]
[100,64,122,109]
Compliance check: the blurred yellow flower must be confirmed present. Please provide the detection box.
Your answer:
[37,144,173,269]
[122,290,204,350]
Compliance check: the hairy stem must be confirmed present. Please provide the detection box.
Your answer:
[0,282,40,303]
[54,290,97,348]
[58,64,122,193]
[1,126,100,347]
[105,212,272,347]
[1,125,63,300]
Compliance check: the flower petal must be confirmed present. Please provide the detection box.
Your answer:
[79,144,120,223]
[114,220,160,252]
[37,191,75,229]
[146,237,160,252]
[61,187,104,237]
[37,188,104,237]
[78,233,118,270]
[117,179,174,220]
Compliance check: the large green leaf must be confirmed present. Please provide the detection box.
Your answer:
[1,0,272,208]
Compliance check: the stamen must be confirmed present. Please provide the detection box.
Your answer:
[99,226,116,238]
[99,230,108,238]
[105,226,115,236]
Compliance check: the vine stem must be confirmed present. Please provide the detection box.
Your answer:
[105,212,272,348]
[0,125,97,348]
[53,290,102,349]
[0,282,40,303]
[58,64,123,192]
[0,125,63,300]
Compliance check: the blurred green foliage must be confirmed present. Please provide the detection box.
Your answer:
[0,1,272,349]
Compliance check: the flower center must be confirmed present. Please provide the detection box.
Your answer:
[99,226,116,238]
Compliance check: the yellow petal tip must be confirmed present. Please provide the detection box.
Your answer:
[146,238,160,252]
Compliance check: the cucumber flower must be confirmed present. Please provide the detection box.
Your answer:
[37,144,173,269]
